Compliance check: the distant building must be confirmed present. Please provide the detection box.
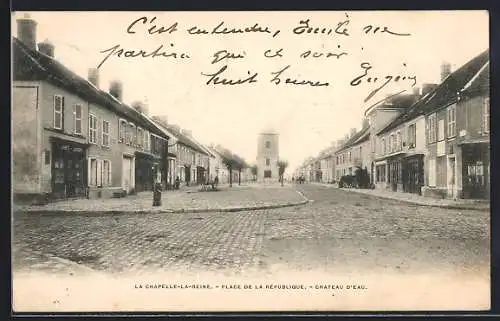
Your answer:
[256,128,279,181]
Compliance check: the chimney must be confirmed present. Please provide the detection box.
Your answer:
[336,139,344,147]
[422,83,438,97]
[412,86,420,96]
[131,101,149,115]
[88,68,100,88]
[441,62,452,81]
[350,128,357,138]
[38,39,54,58]
[109,80,123,101]
[17,14,37,50]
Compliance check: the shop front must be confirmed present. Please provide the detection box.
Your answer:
[461,142,490,199]
[402,154,424,195]
[51,137,88,199]
[135,152,156,192]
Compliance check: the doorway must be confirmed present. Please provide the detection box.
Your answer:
[52,142,86,199]
[122,155,133,193]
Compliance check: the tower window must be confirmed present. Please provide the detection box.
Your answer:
[265,158,270,166]
[265,141,271,148]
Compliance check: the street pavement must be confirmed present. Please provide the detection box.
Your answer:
[14,183,306,214]
[12,184,489,278]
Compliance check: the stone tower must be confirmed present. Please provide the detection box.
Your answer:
[256,128,279,182]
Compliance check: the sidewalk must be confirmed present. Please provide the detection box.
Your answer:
[311,183,490,211]
[13,183,308,215]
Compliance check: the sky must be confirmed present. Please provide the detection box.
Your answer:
[11,11,488,172]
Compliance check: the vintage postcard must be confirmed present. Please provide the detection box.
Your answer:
[11,10,490,312]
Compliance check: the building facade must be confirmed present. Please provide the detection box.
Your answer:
[256,129,279,181]
[422,54,489,199]
[12,19,170,204]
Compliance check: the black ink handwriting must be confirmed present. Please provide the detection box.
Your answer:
[97,44,189,69]
[211,50,246,64]
[127,16,178,35]
[270,65,330,87]
[350,62,417,102]
[363,25,411,36]
[212,22,272,35]
[264,48,284,58]
[300,48,348,59]
[201,65,258,86]
[293,19,350,36]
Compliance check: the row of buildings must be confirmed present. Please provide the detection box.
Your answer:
[294,49,490,200]
[12,16,251,204]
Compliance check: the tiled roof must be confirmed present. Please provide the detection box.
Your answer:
[336,126,370,153]
[162,124,208,155]
[377,49,489,136]
[461,62,489,97]
[12,37,169,140]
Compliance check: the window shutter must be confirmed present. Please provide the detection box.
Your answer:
[108,161,112,186]
[61,96,65,130]
[87,157,92,186]
[97,159,102,187]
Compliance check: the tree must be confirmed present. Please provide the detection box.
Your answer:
[221,154,236,187]
[250,165,258,181]
[277,160,289,187]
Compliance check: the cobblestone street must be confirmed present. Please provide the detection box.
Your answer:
[13,184,489,278]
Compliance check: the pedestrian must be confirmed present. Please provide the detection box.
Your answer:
[175,176,180,190]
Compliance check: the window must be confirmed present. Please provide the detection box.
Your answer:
[348,151,352,162]
[264,170,272,178]
[397,131,402,151]
[102,120,110,147]
[102,160,112,186]
[137,127,143,148]
[129,123,136,145]
[381,138,386,154]
[428,158,436,186]
[266,158,270,166]
[483,97,490,133]
[53,95,64,130]
[89,158,98,186]
[89,114,98,144]
[447,105,456,138]
[438,119,445,141]
[391,134,396,153]
[143,131,149,150]
[407,124,416,149]
[119,119,127,142]
[265,141,271,148]
[376,164,386,182]
[427,113,437,143]
[73,104,82,134]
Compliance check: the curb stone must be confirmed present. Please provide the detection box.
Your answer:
[336,187,489,212]
[13,199,310,217]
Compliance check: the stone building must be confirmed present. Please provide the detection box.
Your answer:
[256,128,279,181]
